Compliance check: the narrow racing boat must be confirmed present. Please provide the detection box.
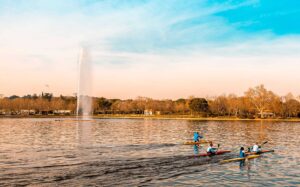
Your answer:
[193,150,231,157]
[220,155,260,163]
[184,140,209,145]
[246,150,275,155]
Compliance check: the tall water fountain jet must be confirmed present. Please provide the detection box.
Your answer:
[76,47,93,118]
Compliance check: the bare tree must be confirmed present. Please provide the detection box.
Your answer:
[244,85,277,118]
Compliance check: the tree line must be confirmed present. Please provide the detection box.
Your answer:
[1,85,300,118]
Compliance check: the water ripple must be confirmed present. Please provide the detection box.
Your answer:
[0,118,299,186]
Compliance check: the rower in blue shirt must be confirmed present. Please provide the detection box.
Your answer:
[239,147,246,158]
[239,147,246,167]
[193,132,203,142]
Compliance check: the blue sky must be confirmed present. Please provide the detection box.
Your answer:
[2,0,299,51]
[0,0,300,98]
[216,0,300,35]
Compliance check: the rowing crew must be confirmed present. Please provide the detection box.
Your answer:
[193,132,261,156]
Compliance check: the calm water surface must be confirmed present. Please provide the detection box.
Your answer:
[0,118,299,186]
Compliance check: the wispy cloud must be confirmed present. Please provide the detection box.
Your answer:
[0,0,300,98]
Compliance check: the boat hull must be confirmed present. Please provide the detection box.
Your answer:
[193,150,231,157]
[184,140,209,145]
[246,150,275,155]
[220,155,260,163]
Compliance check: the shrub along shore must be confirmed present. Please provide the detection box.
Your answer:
[1,114,300,122]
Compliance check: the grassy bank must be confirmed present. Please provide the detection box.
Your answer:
[93,114,300,122]
[1,114,300,122]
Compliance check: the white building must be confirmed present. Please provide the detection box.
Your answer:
[20,110,36,115]
[53,110,72,115]
[0,109,6,115]
[144,109,153,116]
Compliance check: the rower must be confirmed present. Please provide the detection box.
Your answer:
[207,142,217,154]
[193,132,203,142]
[252,142,261,153]
[239,147,247,167]
[239,147,246,158]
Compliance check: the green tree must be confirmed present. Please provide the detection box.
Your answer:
[97,97,112,111]
[42,92,53,102]
[189,98,209,114]
[9,95,20,100]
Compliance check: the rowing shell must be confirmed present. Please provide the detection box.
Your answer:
[193,150,231,157]
[184,140,210,145]
[220,155,260,163]
[246,150,275,155]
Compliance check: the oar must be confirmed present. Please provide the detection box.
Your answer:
[217,143,221,152]
[261,141,268,146]
[258,141,268,151]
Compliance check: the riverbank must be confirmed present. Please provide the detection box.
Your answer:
[94,114,300,122]
[1,114,300,122]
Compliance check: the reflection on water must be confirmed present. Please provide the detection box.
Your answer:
[193,145,199,155]
[76,121,92,145]
[0,118,300,186]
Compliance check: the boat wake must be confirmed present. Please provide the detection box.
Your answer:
[0,148,234,186]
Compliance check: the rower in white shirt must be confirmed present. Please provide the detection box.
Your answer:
[207,142,217,154]
[252,142,260,152]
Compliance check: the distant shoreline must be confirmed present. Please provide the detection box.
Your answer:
[1,114,300,122]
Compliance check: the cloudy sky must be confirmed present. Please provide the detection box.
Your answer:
[0,0,300,99]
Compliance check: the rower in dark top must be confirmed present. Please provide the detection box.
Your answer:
[240,147,246,158]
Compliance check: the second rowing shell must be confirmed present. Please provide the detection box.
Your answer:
[220,155,260,163]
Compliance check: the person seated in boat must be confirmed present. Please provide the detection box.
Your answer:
[252,142,261,153]
[239,147,246,167]
[193,132,203,142]
[239,147,246,158]
[207,142,217,154]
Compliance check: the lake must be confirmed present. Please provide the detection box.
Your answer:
[0,118,299,186]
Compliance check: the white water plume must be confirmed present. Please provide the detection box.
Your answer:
[76,47,93,117]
